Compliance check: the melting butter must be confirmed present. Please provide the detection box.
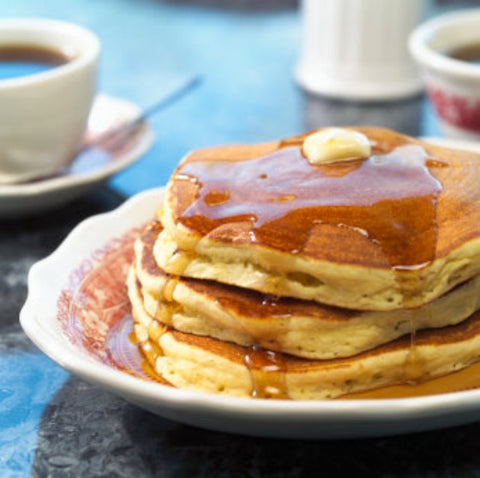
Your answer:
[303,128,371,165]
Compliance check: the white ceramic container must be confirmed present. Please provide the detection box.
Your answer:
[296,0,425,101]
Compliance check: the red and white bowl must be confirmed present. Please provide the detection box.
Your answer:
[410,9,480,140]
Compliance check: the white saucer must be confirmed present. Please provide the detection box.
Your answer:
[0,94,154,219]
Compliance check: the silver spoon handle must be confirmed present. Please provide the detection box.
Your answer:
[83,75,202,150]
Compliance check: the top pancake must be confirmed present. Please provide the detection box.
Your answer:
[157,127,480,310]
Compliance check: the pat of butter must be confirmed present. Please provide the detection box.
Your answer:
[303,128,371,165]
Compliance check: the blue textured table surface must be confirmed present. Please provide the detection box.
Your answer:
[3,1,480,477]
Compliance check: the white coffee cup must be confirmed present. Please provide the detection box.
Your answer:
[0,18,100,184]
[295,0,427,101]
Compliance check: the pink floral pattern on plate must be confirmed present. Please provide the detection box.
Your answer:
[56,225,149,379]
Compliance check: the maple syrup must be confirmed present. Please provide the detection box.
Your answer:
[175,143,443,269]
[343,361,480,399]
[244,345,289,399]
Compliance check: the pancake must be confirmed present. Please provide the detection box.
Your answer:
[135,222,480,360]
[127,263,480,400]
[155,127,480,310]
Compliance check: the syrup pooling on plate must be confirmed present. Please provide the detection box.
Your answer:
[175,142,444,269]
[343,360,480,399]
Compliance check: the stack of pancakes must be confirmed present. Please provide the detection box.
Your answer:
[127,127,480,399]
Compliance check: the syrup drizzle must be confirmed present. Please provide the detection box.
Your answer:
[243,345,289,399]
[176,144,443,269]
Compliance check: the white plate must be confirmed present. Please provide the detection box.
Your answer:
[0,94,154,218]
[20,139,480,439]
[422,136,480,153]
